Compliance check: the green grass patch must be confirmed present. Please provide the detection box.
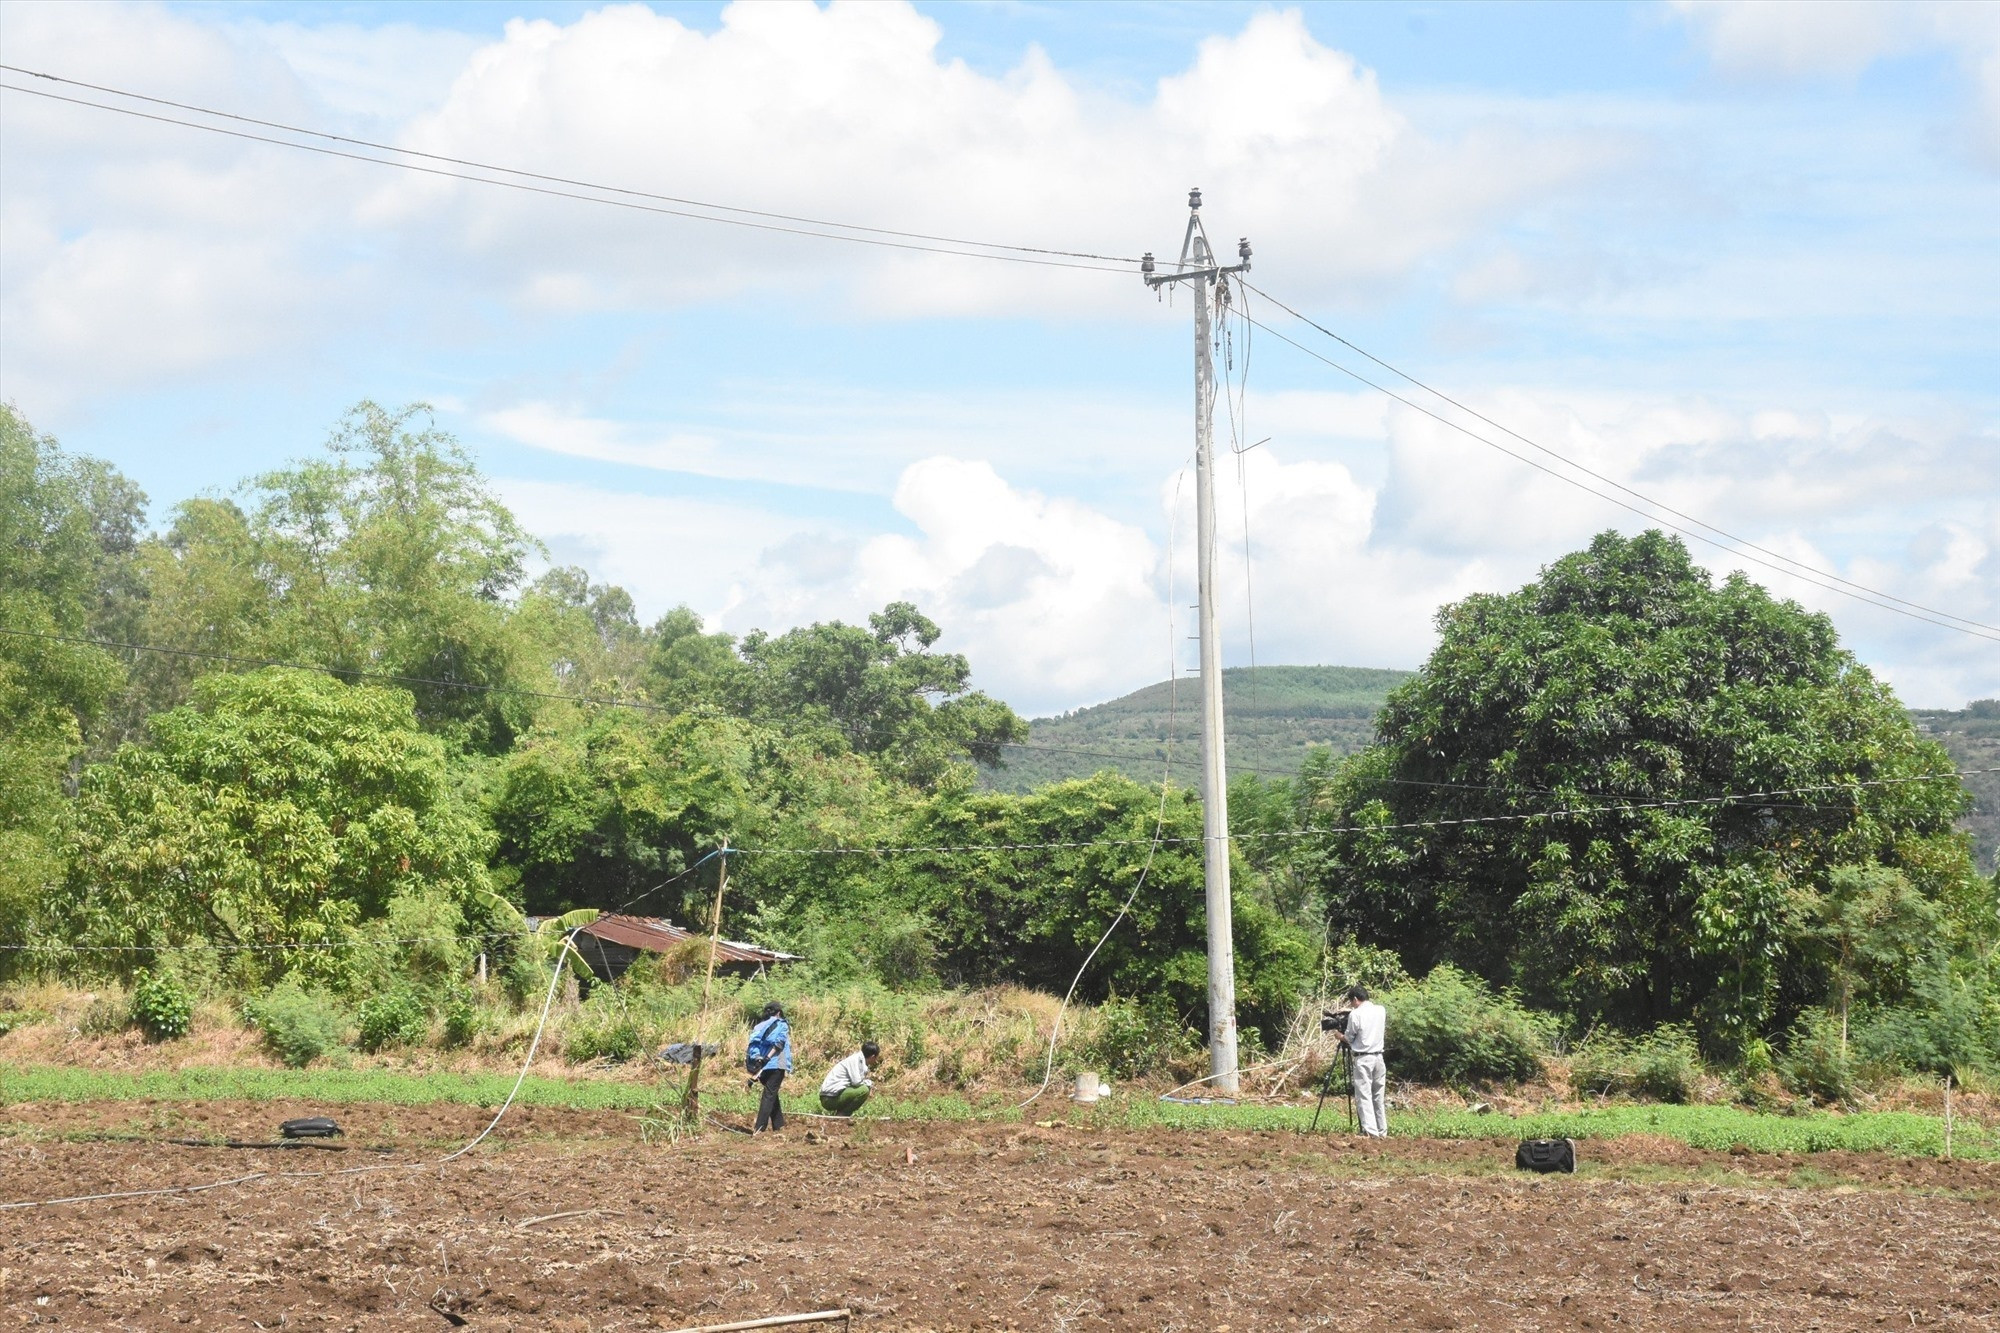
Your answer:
[0,1063,1989,1160]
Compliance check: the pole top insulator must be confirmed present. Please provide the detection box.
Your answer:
[1238,237,1251,260]
[1188,187,1203,210]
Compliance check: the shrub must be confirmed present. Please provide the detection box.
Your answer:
[503,950,553,1009]
[1778,1011,1855,1103]
[245,982,346,1067]
[356,989,430,1052]
[441,991,483,1049]
[1852,961,2000,1081]
[1088,995,1196,1080]
[130,969,195,1042]
[1384,964,1550,1085]
[383,889,472,993]
[566,1012,644,1063]
[1571,1025,1704,1103]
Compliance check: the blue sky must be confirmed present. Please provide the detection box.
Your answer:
[2,1,1995,712]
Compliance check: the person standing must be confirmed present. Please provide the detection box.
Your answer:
[1334,984,1388,1138]
[746,1001,792,1132]
[818,1041,879,1116]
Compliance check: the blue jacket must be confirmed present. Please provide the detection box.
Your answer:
[750,1016,792,1073]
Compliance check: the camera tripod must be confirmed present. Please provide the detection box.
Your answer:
[1309,1042,1355,1134]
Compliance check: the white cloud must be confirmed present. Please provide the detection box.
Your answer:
[0,1,1620,400]
[504,394,1995,715]
[1672,1,2000,162]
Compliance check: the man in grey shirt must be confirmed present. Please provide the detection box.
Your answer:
[1334,984,1388,1138]
[818,1040,879,1116]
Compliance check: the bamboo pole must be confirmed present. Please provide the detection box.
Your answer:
[1943,1072,1954,1163]
[681,842,729,1122]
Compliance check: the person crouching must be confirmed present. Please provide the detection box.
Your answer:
[818,1040,879,1116]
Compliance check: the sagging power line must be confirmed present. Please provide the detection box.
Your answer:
[1240,279,2000,640]
[0,71,1133,275]
[1235,310,2000,645]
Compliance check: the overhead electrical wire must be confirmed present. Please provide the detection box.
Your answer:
[1233,311,2000,645]
[0,64,1144,265]
[1238,280,2000,640]
[0,74,1134,275]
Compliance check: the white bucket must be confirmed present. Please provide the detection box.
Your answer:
[1073,1070,1101,1103]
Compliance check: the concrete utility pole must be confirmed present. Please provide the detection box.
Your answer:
[1142,189,1251,1094]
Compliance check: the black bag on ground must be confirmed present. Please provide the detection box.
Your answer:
[1515,1138,1576,1173]
[280,1116,343,1139]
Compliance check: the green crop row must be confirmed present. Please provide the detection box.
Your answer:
[2,1063,1989,1160]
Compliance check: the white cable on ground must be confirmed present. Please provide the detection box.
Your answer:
[0,933,584,1210]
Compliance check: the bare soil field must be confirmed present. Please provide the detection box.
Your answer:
[2,1100,1995,1331]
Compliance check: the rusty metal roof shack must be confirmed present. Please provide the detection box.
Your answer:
[571,913,801,984]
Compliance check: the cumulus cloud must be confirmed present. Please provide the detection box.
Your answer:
[0,1,1618,399]
[504,391,1994,716]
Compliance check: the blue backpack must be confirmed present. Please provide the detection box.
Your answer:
[745,1017,781,1074]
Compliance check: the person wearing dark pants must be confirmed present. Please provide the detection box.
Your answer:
[747,1001,792,1133]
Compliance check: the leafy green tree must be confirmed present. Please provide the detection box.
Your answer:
[487,708,756,916]
[1802,864,1939,1051]
[514,566,652,700]
[0,405,138,955]
[48,669,497,984]
[736,602,1027,785]
[898,772,1316,1043]
[120,402,539,753]
[1297,530,1976,1050]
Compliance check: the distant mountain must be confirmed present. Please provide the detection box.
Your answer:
[992,671,2000,876]
[1910,700,2000,876]
[985,664,1412,793]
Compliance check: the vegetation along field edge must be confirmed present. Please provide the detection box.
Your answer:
[0,1064,1988,1161]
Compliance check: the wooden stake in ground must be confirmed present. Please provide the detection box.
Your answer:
[1944,1072,1954,1163]
[682,841,730,1123]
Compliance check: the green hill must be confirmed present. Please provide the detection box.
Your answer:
[1909,699,2000,875]
[986,664,1413,793]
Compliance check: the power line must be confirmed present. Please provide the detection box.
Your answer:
[726,768,1988,857]
[1235,312,2000,644]
[1241,280,2000,639]
[0,64,1144,264]
[0,78,1133,276]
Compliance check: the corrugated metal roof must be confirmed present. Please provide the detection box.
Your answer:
[575,913,801,965]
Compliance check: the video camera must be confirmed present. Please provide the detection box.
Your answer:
[1320,1008,1350,1035]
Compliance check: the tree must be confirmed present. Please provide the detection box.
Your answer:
[0,405,138,955]
[897,772,1316,1043]
[1803,864,1939,1051]
[1298,530,1975,1049]
[121,402,540,753]
[48,669,497,984]
[487,708,756,916]
[735,601,1027,785]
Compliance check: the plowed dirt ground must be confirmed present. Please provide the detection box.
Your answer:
[2,1099,1995,1330]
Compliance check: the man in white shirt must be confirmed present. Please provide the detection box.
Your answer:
[818,1040,879,1116]
[1334,985,1388,1137]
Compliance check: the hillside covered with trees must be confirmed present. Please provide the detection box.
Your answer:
[4,402,1994,1090]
